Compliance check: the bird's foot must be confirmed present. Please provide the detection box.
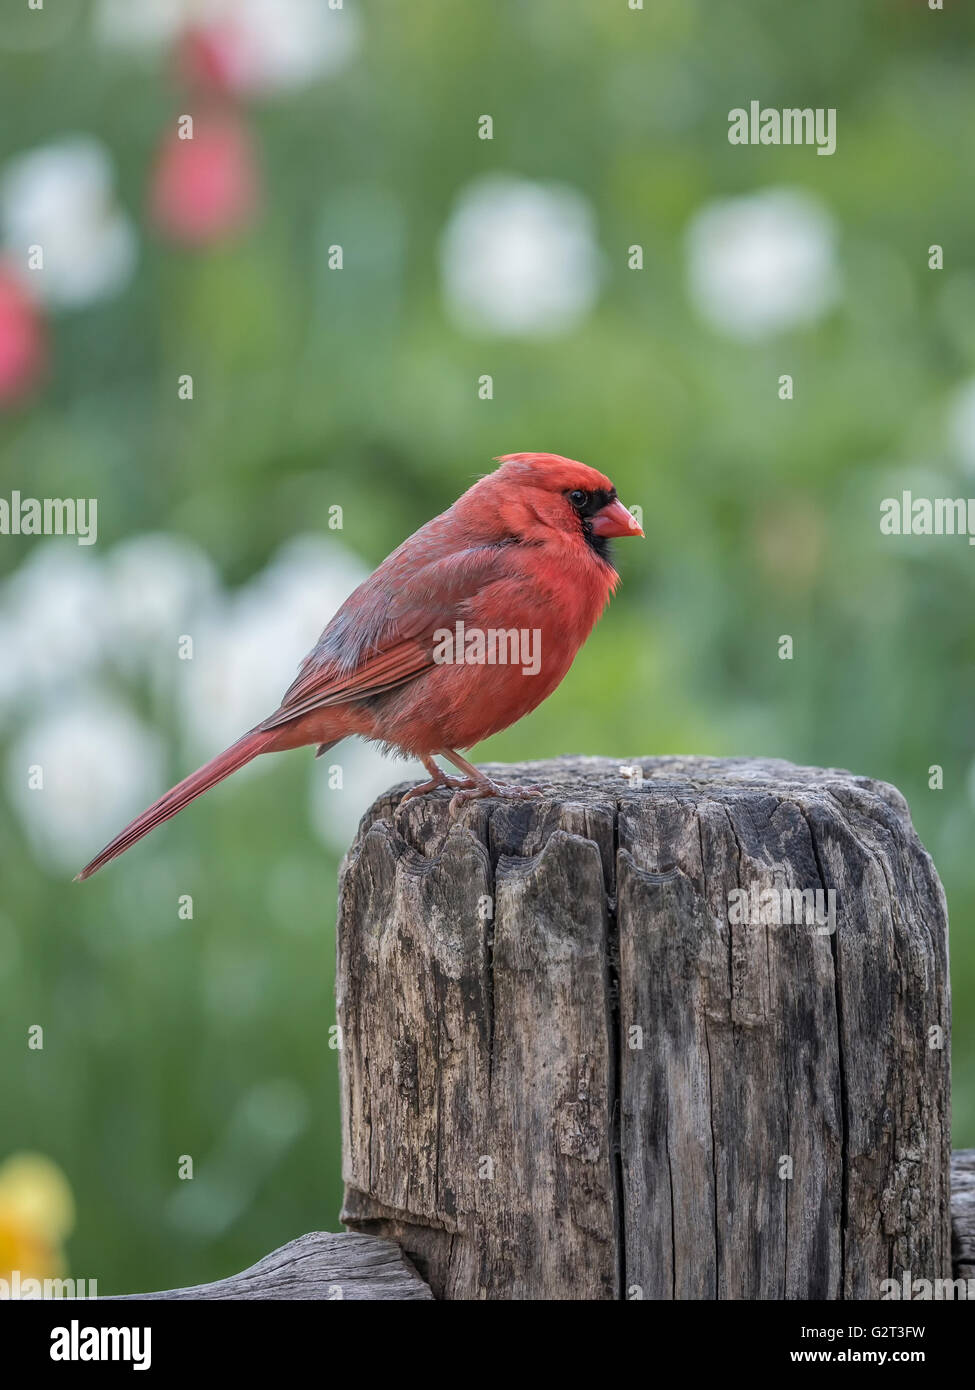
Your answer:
[448,779,544,816]
[398,773,477,805]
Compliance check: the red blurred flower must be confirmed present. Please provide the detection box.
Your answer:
[0,266,45,406]
[149,110,260,247]
[175,24,243,99]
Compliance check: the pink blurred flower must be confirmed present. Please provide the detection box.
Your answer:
[0,266,44,405]
[149,110,259,246]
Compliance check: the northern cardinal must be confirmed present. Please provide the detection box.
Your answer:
[77,453,642,880]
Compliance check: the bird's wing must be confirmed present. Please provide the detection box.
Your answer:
[258,544,517,731]
[258,641,433,727]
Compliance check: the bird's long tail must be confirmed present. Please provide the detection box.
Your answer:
[75,727,278,881]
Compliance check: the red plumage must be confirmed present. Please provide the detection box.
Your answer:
[77,453,643,880]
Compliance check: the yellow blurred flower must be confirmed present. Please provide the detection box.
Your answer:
[0,1153,74,1283]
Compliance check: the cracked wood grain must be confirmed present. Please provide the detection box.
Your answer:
[337,756,952,1300]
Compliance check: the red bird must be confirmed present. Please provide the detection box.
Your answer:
[77,453,643,880]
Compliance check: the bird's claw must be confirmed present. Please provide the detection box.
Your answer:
[398,774,478,806]
[448,780,544,816]
[397,773,544,815]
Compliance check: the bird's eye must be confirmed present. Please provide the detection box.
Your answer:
[568,489,588,509]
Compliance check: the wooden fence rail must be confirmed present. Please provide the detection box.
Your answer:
[106,1232,432,1301]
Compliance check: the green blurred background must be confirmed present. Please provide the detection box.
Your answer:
[0,0,973,1293]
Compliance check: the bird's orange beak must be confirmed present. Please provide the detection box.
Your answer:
[590,497,644,538]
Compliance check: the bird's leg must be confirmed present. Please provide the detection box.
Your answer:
[440,749,544,815]
[398,756,479,804]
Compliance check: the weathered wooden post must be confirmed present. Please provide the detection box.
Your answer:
[337,755,952,1300]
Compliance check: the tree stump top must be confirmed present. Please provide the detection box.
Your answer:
[346,755,923,910]
[360,752,915,842]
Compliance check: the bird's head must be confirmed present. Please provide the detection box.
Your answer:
[475,452,644,562]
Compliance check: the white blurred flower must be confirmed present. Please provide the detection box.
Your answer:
[309,740,419,853]
[0,137,137,309]
[211,0,360,94]
[948,379,975,477]
[0,545,109,707]
[440,175,602,336]
[94,0,359,93]
[104,533,220,676]
[7,693,164,872]
[0,614,24,718]
[686,188,839,339]
[179,535,368,753]
[92,0,181,50]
